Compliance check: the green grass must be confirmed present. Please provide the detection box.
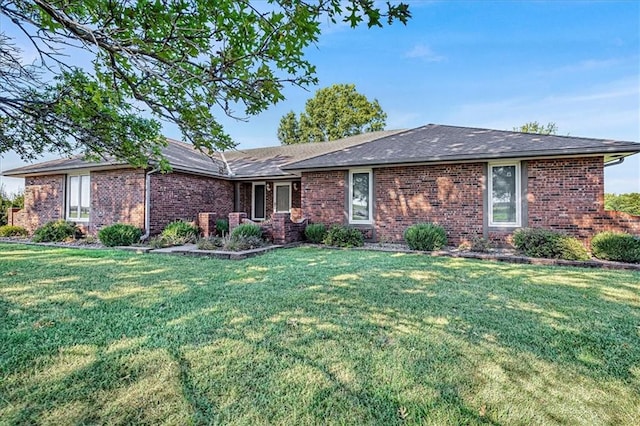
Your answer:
[1,243,639,425]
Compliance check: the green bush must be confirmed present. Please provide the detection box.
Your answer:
[231,223,263,239]
[215,219,229,236]
[304,223,327,243]
[512,228,589,261]
[591,232,640,263]
[161,220,200,244]
[323,225,364,248]
[0,225,28,237]
[32,220,81,242]
[224,235,264,251]
[403,223,447,251]
[98,223,142,247]
[196,236,224,250]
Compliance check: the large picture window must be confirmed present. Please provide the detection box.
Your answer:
[349,170,372,224]
[488,163,520,227]
[67,174,90,221]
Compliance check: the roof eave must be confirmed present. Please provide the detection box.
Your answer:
[282,149,640,172]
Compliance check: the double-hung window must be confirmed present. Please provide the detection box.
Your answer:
[488,162,521,227]
[67,174,90,221]
[349,170,372,224]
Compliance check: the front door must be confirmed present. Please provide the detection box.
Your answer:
[252,183,266,220]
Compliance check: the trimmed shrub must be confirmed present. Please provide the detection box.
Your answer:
[304,223,327,243]
[323,225,364,248]
[0,225,28,237]
[404,223,447,251]
[98,223,142,247]
[231,223,263,239]
[197,236,224,250]
[224,235,264,251]
[148,235,171,249]
[32,220,80,242]
[512,228,589,261]
[591,231,640,263]
[215,219,229,236]
[161,220,199,244]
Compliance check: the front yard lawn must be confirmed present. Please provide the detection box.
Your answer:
[1,243,639,425]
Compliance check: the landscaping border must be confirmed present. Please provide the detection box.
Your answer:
[1,238,638,269]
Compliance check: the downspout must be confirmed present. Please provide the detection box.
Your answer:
[142,167,160,240]
[604,157,625,167]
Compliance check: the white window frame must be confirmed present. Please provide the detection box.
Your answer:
[488,162,521,227]
[348,169,373,225]
[273,182,292,213]
[66,173,91,222]
[251,182,266,221]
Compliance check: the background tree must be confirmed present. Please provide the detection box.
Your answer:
[604,193,640,216]
[0,184,24,226]
[278,83,387,145]
[0,1,410,168]
[513,121,559,135]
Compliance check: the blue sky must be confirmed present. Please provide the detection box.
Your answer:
[1,0,639,195]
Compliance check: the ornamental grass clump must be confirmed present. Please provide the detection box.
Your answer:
[304,223,327,243]
[591,231,640,263]
[230,223,263,239]
[98,223,142,247]
[215,219,229,236]
[160,220,200,245]
[404,223,447,251]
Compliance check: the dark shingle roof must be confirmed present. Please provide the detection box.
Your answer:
[282,124,640,170]
[2,139,227,177]
[4,124,638,178]
[223,130,405,178]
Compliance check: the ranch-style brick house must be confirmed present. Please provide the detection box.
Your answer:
[4,124,640,245]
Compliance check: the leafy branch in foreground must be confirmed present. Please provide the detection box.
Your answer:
[0,1,410,167]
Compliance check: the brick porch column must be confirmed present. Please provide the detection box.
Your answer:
[228,212,247,233]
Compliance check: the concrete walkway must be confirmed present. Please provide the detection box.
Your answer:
[149,244,198,253]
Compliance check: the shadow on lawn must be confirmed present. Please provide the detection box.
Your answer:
[1,244,639,424]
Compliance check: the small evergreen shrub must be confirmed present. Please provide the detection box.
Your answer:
[161,220,199,244]
[231,223,263,239]
[323,225,364,248]
[404,223,447,251]
[591,231,640,263]
[304,223,327,243]
[512,228,589,261]
[215,219,229,236]
[32,220,80,242]
[98,223,142,247]
[0,225,28,237]
[196,236,224,250]
[224,235,264,251]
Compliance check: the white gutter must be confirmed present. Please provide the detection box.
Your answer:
[142,168,160,240]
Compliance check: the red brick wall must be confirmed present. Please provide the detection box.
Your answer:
[90,169,146,234]
[301,171,347,225]
[149,172,233,235]
[15,175,65,233]
[526,156,640,240]
[375,164,485,244]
